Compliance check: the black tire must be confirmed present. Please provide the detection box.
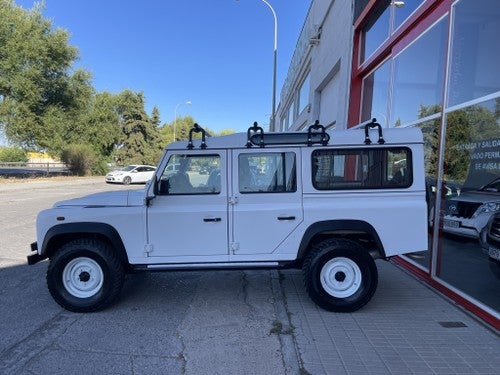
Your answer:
[303,238,378,312]
[46,238,125,312]
[122,176,132,185]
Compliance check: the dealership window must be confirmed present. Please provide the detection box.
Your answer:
[298,72,310,115]
[287,101,295,129]
[361,0,426,62]
[355,0,500,322]
[361,16,448,128]
[447,0,500,107]
[361,59,391,125]
[391,16,448,126]
[428,0,500,315]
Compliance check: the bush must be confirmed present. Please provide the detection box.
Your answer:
[0,147,28,162]
[60,144,96,176]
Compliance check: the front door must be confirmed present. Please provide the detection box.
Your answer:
[231,149,303,256]
[147,151,229,261]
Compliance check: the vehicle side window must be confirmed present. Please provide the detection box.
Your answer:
[239,152,296,193]
[158,154,221,195]
[312,147,412,190]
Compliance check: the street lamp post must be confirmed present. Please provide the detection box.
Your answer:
[237,0,277,131]
[261,0,278,131]
[174,101,191,141]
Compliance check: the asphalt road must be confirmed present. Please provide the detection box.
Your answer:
[0,178,297,375]
[1,178,498,375]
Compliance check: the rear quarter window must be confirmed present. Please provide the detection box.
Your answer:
[312,147,412,190]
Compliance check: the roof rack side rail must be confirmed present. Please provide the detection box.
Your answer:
[246,122,264,148]
[364,118,385,145]
[187,123,209,150]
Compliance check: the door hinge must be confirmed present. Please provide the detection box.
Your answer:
[229,196,238,205]
[230,242,240,254]
[144,244,153,256]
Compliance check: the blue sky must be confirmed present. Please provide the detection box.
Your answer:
[12,0,312,135]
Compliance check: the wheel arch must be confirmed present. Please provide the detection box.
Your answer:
[41,222,129,265]
[297,220,386,261]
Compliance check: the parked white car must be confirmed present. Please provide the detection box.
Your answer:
[105,165,156,185]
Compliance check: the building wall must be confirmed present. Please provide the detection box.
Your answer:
[276,0,354,131]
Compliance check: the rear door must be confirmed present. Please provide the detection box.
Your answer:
[230,148,303,256]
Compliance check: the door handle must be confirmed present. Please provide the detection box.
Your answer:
[203,217,222,222]
[277,216,296,221]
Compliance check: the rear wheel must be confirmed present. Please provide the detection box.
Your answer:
[303,238,378,312]
[47,238,125,312]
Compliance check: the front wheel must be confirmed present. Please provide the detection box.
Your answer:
[303,238,378,312]
[47,238,125,312]
[122,176,132,185]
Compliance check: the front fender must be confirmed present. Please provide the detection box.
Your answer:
[39,222,128,263]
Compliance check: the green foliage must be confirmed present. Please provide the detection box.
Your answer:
[60,144,96,176]
[0,1,94,151]
[114,90,163,166]
[0,145,27,162]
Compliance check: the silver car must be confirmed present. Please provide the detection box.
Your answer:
[443,178,500,239]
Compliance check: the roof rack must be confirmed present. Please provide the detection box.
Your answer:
[246,120,330,148]
[364,118,385,145]
[187,123,210,149]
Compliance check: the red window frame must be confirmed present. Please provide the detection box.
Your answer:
[348,0,452,128]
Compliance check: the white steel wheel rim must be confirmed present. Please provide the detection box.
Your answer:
[62,257,104,298]
[320,257,362,298]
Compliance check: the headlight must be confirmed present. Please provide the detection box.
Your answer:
[474,202,500,217]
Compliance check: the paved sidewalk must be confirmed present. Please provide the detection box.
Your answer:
[279,260,499,375]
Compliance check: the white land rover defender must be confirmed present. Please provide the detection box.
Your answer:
[28,121,428,313]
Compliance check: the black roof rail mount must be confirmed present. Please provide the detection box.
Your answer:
[246,122,264,148]
[364,118,385,145]
[307,120,329,146]
[245,120,330,148]
[187,123,210,150]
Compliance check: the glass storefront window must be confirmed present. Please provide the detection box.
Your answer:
[448,0,500,107]
[298,73,310,115]
[361,59,391,125]
[361,0,425,63]
[390,16,447,126]
[362,1,391,62]
[393,0,425,31]
[437,97,500,311]
[287,101,294,129]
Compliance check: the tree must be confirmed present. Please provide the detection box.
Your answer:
[114,90,162,165]
[0,1,94,153]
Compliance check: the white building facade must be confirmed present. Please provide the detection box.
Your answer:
[275,1,353,131]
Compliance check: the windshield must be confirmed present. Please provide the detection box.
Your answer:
[121,166,136,172]
[480,179,500,192]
